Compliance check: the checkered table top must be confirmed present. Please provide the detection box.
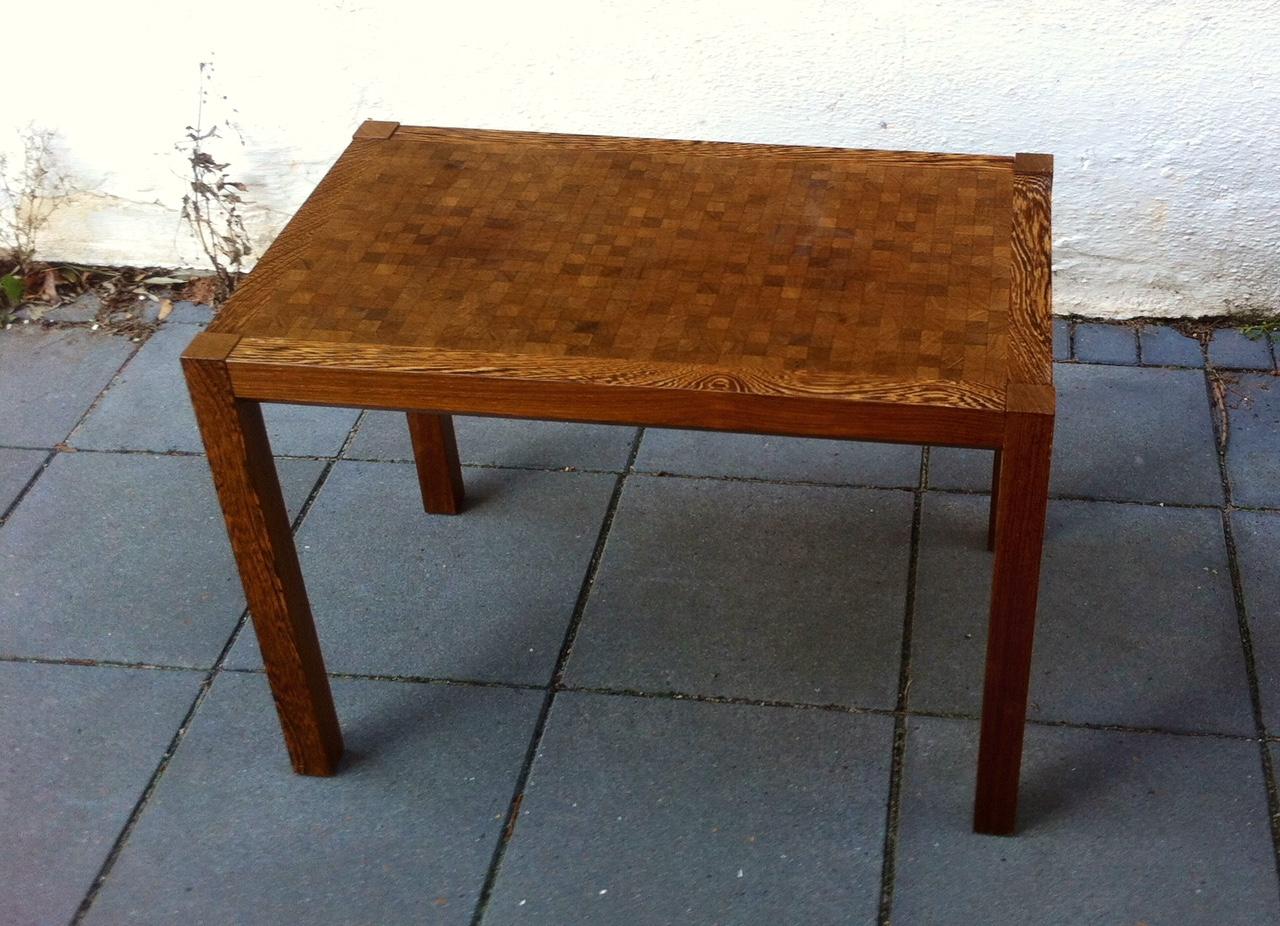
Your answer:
[212,123,1051,411]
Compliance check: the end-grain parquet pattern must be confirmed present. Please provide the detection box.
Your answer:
[215,130,1015,391]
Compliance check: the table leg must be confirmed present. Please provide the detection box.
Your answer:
[407,413,465,514]
[973,391,1054,835]
[987,449,1002,551]
[183,333,343,775]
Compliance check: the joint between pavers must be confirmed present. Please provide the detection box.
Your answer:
[1200,366,1280,887]
[0,335,143,530]
[467,426,645,926]
[68,657,223,924]
[0,654,207,674]
[1219,505,1280,885]
[558,683,899,719]
[927,484,1235,514]
[336,455,627,478]
[629,468,919,495]
[912,706,1261,742]
[222,664,548,693]
[68,408,369,923]
[876,446,928,925]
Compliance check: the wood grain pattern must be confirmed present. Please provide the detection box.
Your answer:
[225,341,1007,449]
[228,338,1006,410]
[1008,154,1054,386]
[973,387,1055,835]
[407,413,465,514]
[181,331,343,775]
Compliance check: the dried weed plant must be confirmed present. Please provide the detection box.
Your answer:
[0,126,73,272]
[177,61,252,300]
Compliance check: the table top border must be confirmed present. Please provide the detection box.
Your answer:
[358,120,1019,171]
[186,330,1010,449]
[223,335,1009,412]
[1007,157,1055,387]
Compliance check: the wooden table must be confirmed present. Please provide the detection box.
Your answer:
[183,120,1054,836]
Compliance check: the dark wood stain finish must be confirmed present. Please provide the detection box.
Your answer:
[182,331,343,774]
[974,385,1055,835]
[187,121,1056,834]
[407,413,465,514]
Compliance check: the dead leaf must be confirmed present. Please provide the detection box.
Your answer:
[142,276,186,286]
[182,276,218,305]
[39,269,59,303]
[157,298,173,321]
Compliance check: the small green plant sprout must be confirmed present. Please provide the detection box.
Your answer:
[0,271,22,324]
[1240,319,1279,341]
[177,61,252,301]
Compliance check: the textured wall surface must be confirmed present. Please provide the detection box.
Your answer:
[5,0,1278,318]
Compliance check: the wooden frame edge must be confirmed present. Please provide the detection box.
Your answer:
[1005,382,1056,418]
[224,337,1007,412]
[224,348,1006,448]
[1014,152,1054,176]
[391,124,1017,169]
[1007,156,1054,387]
[181,330,242,364]
[353,119,400,140]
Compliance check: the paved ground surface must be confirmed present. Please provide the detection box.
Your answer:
[1,313,1278,925]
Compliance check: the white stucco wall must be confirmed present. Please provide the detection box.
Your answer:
[5,0,1278,318]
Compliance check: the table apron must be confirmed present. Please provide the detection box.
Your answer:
[224,361,1005,449]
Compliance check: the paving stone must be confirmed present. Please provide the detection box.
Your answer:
[14,293,103,324]
[1068,364,1218,503]
[930,365,1222,504]
[633,429,922,486]
[0,448,45,513]
[0,452,324,666]
[346,409,637,471]
[166,300,214,324]
[1052,317,1070,361]
[564,476,911,707]
[136,298,166,324]
[70,324,360,456]
[1141,324,1204,367]
[0,326,135,447]
[911,495,1253,733]
[48,291,103,323]
[484,692,891,926]
[1209,328,1275,370]
[892,716,1279,925]
[1073,322,1138,365]
[1232,511,1280,730]
[925,446,995,493]
[227,462,615,684]
[1079,364,1219,506]
[0,661,201,926]
[1224,373,1280,508]
[83,671,540,926]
